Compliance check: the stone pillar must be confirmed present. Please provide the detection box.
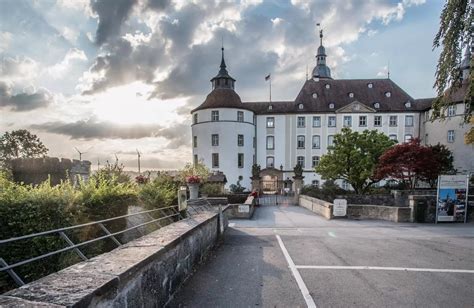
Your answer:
[293,176,304,204]
[250,176,261,193]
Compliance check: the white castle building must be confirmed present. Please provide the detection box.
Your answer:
[191,31,473,191]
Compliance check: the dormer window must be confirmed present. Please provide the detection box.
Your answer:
[325,84,330,89]
[268,105,273,110]
[313,77,319,82]
[405,101,412,108]
[298,103,304,110]
[312,93,318,99]
[385,91,391,98]
[367,83,373,89]
[348,92,354,98]
[374,102,380,109]
[329,103,335,109]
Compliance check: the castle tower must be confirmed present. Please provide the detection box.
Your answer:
[191,47,255,190]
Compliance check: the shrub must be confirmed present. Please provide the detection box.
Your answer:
[0,177,80,293]
[138,174,179,209]
[300,180,347,202]
[200,183,223,196]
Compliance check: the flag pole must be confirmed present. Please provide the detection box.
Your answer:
[269,76,272,103]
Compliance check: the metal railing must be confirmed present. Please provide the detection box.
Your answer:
[0,201,216,288]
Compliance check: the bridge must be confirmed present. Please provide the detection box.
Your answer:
[1,196,473,307]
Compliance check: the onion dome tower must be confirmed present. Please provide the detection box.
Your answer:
[312,29,332,79]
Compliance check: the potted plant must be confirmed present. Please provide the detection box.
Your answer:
[186,175,201,199]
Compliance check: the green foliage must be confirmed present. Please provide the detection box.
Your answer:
[93,160,131,184]
[229,176,246,193]
[0,130,48,168]
[77,173,137,221]
[300,180,347,202]
[0,176,80,292]
[316,128,395,194]
[432,0,472,124]
[0,172,137,292]
[200,183,223,196]
[138,174,179,209]
[432,0,473,144]
[177,161,210,183]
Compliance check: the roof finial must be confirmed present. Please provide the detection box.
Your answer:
[317,23,322,46]
[387,60,390,79]
[220,37,226,70]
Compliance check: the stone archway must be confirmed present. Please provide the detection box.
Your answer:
[259,167,284,194]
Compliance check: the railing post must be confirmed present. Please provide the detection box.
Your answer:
[0,257,25,287]
[98,223,122,247]
[59,231,88,261]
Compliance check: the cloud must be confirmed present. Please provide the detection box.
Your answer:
[79,0,428,103]
[0,56,39,82]
[47,48,88,79]
[0,32,13,52]
[0,81,53,111]
[90,0,138,45]
[31,117,189,146]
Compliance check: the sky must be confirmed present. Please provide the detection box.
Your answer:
[0,0,445,171]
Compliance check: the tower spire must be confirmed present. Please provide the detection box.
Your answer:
[211,44,235,90]
[312,26,332,79]
[220,37,226,71]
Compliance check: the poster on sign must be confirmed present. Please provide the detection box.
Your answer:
[436,175,469,223]
[333,199,347,217]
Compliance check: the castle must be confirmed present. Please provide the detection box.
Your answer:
[191,31,473,191]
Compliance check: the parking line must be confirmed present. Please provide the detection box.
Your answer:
[276,235,317,308]
[295,265,474,274]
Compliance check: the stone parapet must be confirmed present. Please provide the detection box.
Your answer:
[1,208,229,307]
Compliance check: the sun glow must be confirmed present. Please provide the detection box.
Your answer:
[92,82,188,125]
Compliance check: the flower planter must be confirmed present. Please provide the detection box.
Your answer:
[187,183,199,200]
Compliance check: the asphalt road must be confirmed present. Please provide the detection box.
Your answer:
[169,204,474,308]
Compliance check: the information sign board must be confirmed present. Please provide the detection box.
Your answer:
[333,199,347,217]
[436,175,469,223]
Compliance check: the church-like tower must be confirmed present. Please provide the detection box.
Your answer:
[312,29,332,79]
[191,47,255,190]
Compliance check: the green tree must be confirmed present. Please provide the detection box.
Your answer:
[178,160,210,183]
[432,0,472,138]
[93,159,131,184]
[0,130,48,166]
[316,128,395,194]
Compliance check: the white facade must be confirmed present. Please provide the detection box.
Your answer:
[421,103,474,173]
[192,108,255,189]
[191,39,472,191]
[192,106,427,189]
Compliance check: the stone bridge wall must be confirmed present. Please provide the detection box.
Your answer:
[299,195,410,222]
[0,208,230,307]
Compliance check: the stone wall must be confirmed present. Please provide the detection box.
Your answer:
[11,157,91,186]
[0,208,229,307]
[347,205,411,222]
[336,194,395,206]
[299,195,333,219]
[227,196,256,219]
[299,195,410,222]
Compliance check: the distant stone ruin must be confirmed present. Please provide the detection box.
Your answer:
[11,157,91,186]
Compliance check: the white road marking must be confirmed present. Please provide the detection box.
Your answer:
[276,235,317,308]
[295,265,474,274]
